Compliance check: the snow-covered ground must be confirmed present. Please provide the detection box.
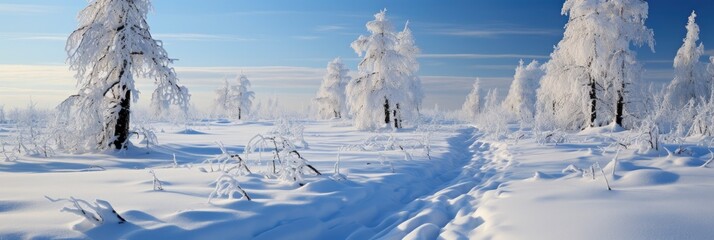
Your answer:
[1,120,713,239]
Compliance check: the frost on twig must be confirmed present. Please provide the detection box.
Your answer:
[280,150,322,184]
[45,196,127,225]
[200,142,251,175]
[149,169,164,191]
[208,174,251,203]
[701,148,714,168]
[132,126,158,150]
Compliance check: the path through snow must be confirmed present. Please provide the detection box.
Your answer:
[347,129,515,240]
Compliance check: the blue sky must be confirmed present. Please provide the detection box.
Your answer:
[0,0,712,110]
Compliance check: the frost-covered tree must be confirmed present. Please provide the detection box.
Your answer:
[62,0,189,150]
[536,0,653,130]
[347,9,422,130]
[214,78,233,117]
[315,58,350,119]
[503,60,544,119]
[663,11,710,110]
[396,21,424,116]
[233,75,255,120]
[484,89,500,111]
[215,74,255,120]
[461,79,482,120]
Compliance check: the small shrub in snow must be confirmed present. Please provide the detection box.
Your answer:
[208,174,251,202]
[200,142,251,175]
[279,150,322,184]
[561,164,583,176]
[149,169,164,191]
[701,144,713,168]
[535,129,567,145]
[632,119,660,153]
[245,134,294,174]
[132,125,158,150]
[46,196,127,225]
[1,142,18,162]
[270,119,309,149]
[7,104,57,158]
[245,134,321,183]
[333,147,349,181]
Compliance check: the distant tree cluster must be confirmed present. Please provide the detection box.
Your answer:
[314,58,350,120]
[461,0,714,140]
[214,74,255,121]
[314,9,424,131]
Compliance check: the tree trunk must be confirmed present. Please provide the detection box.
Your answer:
[384,98,391,124]
[113,88,131,149]
[393,103,402,129]
[589,78,597,127]
[616,60,625,126]
[238,108,242,120]
[616,90,624,126]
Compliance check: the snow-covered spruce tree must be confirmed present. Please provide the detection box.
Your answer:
[63,0,189,151]
[536,0,653,130]
[461,78,481,121]
[396,21,424,117]
[314,58,350,119]
[347,9,422,130]
[503,60,544,119]
[663,11,710,110]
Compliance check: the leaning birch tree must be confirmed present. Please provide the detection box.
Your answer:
[62,0,189,151]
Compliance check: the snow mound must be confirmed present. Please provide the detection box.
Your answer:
[578,122,625,135]
[671,157,705,167]
[173,129,207,135]
[616,169,679,187]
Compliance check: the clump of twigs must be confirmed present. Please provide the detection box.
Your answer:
[149,169,164,191]
[45,196,127,225]
[199,142,251,175]
[208,174,252,203]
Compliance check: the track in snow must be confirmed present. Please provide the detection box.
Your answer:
[346,127,516,240]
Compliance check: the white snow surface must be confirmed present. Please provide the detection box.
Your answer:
[1,121,713,239]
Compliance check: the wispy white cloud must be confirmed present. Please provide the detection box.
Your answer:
[643,59,673,64]
[705,49,714,56]
[434,29,560,37]
[316,25,346,32]
[469,64,519,70]
[642,68,673,87]
[0,64,507,110]
[419,53,549,60]
[154,33,256,42]
[0,33,66,41]
[420,76,512,108]
[0,4,54,14]
[292,35,320,41]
